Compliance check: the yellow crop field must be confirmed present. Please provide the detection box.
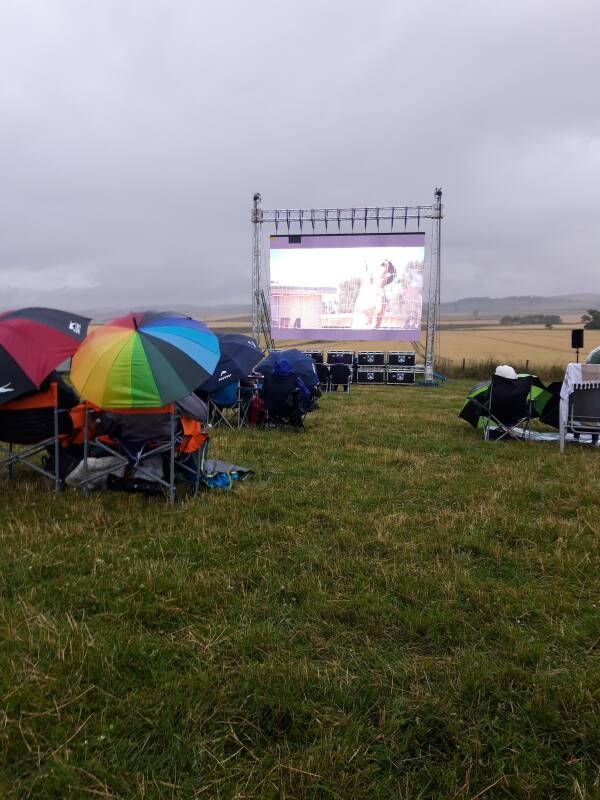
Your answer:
[104,314,599,369]
[258,323,594,364]
[434,325,600,365]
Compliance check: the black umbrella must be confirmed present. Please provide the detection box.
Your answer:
[535,381,562,429]
[258,348,319,387]
[195,333,263,394]
[0,307,90,406]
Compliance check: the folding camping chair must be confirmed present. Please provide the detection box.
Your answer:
[329,363,351,393]
[0,382,68,494]
[80,403,209,501]
[208,382,241,430]
[483,374,534,441]
[560,387,600,453]
[315,363,331,392]
[260,373,308,430]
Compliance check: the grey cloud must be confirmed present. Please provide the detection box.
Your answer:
[0,0,599,312]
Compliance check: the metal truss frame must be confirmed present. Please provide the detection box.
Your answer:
[251,189,443,383]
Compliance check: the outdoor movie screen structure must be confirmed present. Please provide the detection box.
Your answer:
[269,233,425,341]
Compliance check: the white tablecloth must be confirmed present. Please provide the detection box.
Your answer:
[560,362,600,426]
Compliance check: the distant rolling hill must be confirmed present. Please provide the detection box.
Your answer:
[439,293,600,317]
[3,292,599,325]
[81,304,250,323]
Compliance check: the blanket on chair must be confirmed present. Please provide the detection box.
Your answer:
[560,363,600,426]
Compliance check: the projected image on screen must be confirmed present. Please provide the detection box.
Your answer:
[269,233,425,341]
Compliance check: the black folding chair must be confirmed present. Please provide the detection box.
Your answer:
[237,383,256,427]
[0,383,69,494]
[483,375,534,440]
[329,363,351,393]
[261,374,307,429]
[560,387,600,453]
[315,363,331,392]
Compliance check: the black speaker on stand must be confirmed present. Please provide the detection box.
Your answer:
[572,329,584,363]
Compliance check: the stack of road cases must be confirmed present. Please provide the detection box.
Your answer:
[386,368,416,385]
[388,351,416,367]
[356,367,386,384]
[356,352,385,366]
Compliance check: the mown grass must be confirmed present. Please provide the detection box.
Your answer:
[1,382,599,799]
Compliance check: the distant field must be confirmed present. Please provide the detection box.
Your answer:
[434,325,600,367]
[203,314,250,330]
[88,314,598,372]
[205,315,599,370]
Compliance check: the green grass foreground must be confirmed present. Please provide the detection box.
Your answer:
[1,382,599,799]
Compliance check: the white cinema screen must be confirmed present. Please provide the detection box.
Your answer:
[269,232,425,341]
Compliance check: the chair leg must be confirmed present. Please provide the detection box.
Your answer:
[194,452,202,496]
[223,409,236,430]
[169,408,176,503]
[8,442,13,480]
[83,406,90,489]
[195,440,208,495]
[211,403,236,430]
[239,401,251,428]
[53,406,61,494]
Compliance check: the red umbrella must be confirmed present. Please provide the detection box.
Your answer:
[0,307,90,405]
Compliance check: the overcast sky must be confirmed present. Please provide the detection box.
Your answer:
[1,0,599,312]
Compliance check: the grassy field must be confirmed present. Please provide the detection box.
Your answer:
[1,382,599,799]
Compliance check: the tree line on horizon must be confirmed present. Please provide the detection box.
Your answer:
[499,314,562,326]
[496,310,600,330]
[582,309,600,329]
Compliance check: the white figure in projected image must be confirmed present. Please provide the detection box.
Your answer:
[351,260,397,329]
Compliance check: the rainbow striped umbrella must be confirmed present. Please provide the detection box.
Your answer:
[71,311,220,409]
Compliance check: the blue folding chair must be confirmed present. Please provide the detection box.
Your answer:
[208,382,240,429]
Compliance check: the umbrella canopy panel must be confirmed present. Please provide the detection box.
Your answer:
[535,381,562,429]
[458,381,490,428]
[258,348,319,387]
[71,311,220,409]
[0,307,90,406]
[197,333,263,393]
[586,346,600,365]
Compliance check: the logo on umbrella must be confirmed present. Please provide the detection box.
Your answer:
[0,383,14,394]
[218,370,232,382]
[69,321,82,335]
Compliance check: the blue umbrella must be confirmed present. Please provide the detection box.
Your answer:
[196,333,263,393]
[258,348,318,387]
[586,346,600,364]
